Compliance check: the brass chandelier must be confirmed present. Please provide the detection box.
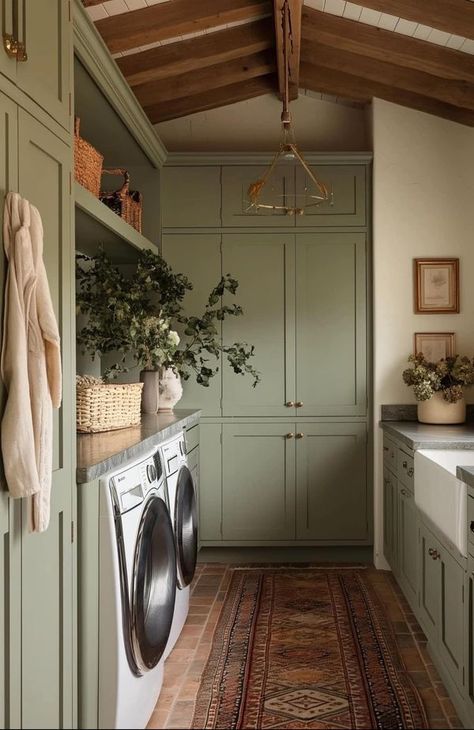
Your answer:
[246,1,332,216]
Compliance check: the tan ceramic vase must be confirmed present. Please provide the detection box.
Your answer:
[139,370,160,414]
[158,367,183,413]
[417,392,466,425]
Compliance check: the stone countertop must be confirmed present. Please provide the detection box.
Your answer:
[76,409,201,484]
[380,421,474,451]
[457,466,474,491]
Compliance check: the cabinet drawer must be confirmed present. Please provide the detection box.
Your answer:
[398,451,414,491]
[468,495,474,550]
[383,436,397,474]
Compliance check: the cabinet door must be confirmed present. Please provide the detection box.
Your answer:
[397,484,418,608]
[383,468,397,569]
[161,166,221,228]
[222,423,296,541]
[18,109,74,729]
[222,165,294,227]
[295,164,367,227]
[161,234,222,416]
[439,546,465,692]
[296,233,367,416]
[0,1,17,82]
[296,423,368,541]
[222,234,295,416]
[466,565,474,720]
[15,0,72,130]
[419,522,441,644]
[198,423,222,542]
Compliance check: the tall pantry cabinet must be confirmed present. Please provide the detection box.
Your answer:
[0,2,75,728]
[162,155,371,548]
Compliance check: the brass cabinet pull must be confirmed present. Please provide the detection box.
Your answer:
[286,432,294,439]
[407,467,414,477]
[295,401,303,408]
[296,432,304,439]
[428,548,440,560]
[383,446,389,452]
[402,461,408,469]
[400,488,408,497]
[285,401,294,407]
[3,33,18,58]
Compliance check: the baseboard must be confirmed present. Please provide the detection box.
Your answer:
[197,545,374,564]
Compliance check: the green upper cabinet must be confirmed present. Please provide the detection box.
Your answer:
[221,165,293,227]
[222,233,295,416]
[0,1,17,82]
[161,233,222,416]
[296,423,368,542]
[296,233,367,416]
[18,109,74,729]
[295,164,367,227]
[161,166,221,228]
[222,423,296,541]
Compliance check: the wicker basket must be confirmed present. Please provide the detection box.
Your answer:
[100,168,143,233]
[74,117,103,197]
[76,380,144,433]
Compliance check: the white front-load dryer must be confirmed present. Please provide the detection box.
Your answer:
[97,449,177,729]
[160,431,198,657]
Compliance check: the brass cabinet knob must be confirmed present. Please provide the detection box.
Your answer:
[285,401,295,407]
[286,432,294,439]
[296,433,304,439]
[407,468,414,477]
[428,548,440,560]
[400,488,408,497]
[295,401,303,408]
[2,34,27,62]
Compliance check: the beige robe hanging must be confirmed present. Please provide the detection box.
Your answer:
[1,192,62,532]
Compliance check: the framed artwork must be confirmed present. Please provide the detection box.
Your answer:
[414,258,459,313]
[414,332,456,361]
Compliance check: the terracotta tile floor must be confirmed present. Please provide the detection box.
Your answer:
[147,564,463,729]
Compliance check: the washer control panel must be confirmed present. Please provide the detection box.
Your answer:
[161,432,186,476]
[112,453,163,513]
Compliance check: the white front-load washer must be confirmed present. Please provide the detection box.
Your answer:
[160,431,198,657]
[96,449,177,729]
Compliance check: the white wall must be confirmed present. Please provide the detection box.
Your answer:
[372,98,474,567]
[156,92,369,151]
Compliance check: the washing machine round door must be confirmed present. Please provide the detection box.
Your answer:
[175,466,198,588]
[132,496,177,673]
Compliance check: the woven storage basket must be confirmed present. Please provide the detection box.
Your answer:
[76,380,143,433]
[100,168,143,233]
[74,118,103,197]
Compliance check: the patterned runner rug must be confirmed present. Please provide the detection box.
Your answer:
[192,567,428,729]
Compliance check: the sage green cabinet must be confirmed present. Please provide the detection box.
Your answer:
[17,109,75,729]
[161,234,222,416]
[295,164,367,227]
[383,467,397,569]
[222,233,295,416]
[198,423,222,541]
[161,166,221,228]
[466,560,474,720]
[296,423,368,541]
[296,233,367,416]
[397,483,418,609]
[222,423,296,541]
[221,165,291,226]
[0,0,17,82]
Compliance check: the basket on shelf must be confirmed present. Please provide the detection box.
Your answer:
[76,376,143,433]
[100,168,143,233]
[74,117,103,198]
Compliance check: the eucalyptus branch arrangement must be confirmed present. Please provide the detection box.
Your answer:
[76,248,260,387]
[402,353,474,403]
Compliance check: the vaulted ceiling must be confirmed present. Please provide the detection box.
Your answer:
[83,0,474,127]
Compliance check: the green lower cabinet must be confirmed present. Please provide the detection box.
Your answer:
[383,468,397,569]
[419,522,442,644]
[222,423,296,541]
[296,423,368,541]
[465,560,474,723]
[198,423,223,541]
[397,484,418,609]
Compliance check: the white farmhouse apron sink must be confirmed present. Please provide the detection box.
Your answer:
[415,449,474,557]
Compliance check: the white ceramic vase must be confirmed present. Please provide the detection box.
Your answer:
[139,370,160,414]
[158,367,183,413]
[417,392,466,425]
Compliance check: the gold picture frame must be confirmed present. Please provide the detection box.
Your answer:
[414,332,456,361]
[414,258,459,314]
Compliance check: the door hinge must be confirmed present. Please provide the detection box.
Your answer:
[71,520,74,543]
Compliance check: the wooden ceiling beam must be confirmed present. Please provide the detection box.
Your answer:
[134,50,276,108]
[95,0,272,55]
[301,40,474,112]
[117,18,274,88]
[147,75,277,124]
[346,0,474,40]
[302,7,474,84]
[273,0,302,101]
[300,62,474,127]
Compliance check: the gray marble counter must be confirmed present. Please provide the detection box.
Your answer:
[457,466,474,490]
[380,421,474,451]
[77,409,201,483]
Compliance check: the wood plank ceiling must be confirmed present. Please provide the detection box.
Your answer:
[83,0,474,126]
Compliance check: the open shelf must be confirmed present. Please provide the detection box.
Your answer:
[75,182,157,263]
